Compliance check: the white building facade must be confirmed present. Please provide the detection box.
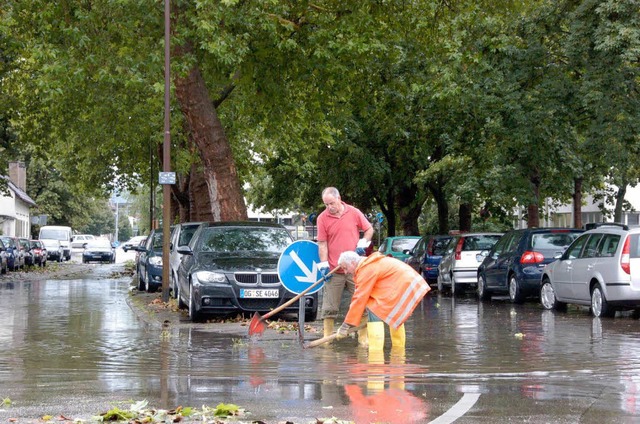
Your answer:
[513,185,640,229]
[0,162,36,237]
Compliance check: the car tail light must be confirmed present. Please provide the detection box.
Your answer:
[455,238,464,260]
[521,251,544,264]
[621,236,630,274]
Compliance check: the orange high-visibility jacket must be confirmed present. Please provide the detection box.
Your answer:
[344,252,431,329]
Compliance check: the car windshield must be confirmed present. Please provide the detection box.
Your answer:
[86,239,112,248]
[41,240,59,248]
[39,229,68,240]
[196,227,291,255]
[0,237,15,248]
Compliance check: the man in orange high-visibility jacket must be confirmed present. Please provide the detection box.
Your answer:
[335,251,431,350]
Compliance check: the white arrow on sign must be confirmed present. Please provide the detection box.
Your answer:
[290,251,319,283]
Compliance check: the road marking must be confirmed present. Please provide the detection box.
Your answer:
[429,393,481,424]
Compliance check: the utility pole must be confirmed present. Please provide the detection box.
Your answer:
[160,0,173,303]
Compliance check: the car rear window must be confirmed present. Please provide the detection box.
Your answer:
[532,233,580,251]
[630,234,640,258]
[462,235,502,251]
[429,237,451,255]
[391,238,419,253]
[597,234,620,257]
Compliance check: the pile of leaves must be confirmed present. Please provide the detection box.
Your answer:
[4,398,356,423]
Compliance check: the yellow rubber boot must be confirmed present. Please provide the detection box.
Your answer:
[323,318,335,338]
[390,324,406,349]
[357,316,368,348]
[367,321,385,352]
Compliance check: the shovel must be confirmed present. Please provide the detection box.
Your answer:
[248,267,338,336]
[303,323,367,348]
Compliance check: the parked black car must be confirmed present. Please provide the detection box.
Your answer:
[175,221,318,322]
[477,228,584,303]
[135,229,165,292]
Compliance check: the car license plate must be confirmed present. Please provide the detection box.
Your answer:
[240,289,279,298]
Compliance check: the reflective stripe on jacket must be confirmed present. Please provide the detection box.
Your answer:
[345,252,431,329]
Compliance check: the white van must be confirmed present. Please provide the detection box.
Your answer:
[39,225,73,261]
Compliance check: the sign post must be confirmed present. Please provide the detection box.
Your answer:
[277,240,325,340]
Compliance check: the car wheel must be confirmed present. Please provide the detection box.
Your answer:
[450,273,457,296]
[145,272,156,293]
[169,273,177,299]
[591,284,614,318]
[508,274,525,304]
[437,274,443,292]
[188,283,201,322]
[477,274,491,301]
[82,257,86,264]
[177,279,187,309]
[137,268,146,291]
[540,280,567,311]
[305,307,318,322]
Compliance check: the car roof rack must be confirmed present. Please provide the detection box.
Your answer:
[584,222,629,230]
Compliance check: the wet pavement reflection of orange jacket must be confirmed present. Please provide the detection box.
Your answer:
[344,252,431,329]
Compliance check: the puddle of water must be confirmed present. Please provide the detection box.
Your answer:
[2,276,640,422]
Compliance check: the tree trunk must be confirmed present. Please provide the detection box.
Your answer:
[527,171,541,228]
[614,184,627,223]
[572,177,583,229]
[459,202,472,232]
[396,184,422,235]
[173,59,247,222]
[189,163,214,222]
[428,179,449,234]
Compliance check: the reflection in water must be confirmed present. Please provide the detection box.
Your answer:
[344,346,429,424]
[3,276,640,421]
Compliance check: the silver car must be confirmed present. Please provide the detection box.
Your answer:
[437,232,503,294]
[541,224,640,317]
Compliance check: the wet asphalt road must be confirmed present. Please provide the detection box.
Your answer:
[1,249,640,423]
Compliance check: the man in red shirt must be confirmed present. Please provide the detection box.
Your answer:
[317,187,374,344]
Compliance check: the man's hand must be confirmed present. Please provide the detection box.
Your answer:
[356,238,370,256]
[318,261,332,282]
[335,322,353,340]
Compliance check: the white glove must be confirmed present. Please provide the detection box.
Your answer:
[356,238,371,249]
[335,322,353,340]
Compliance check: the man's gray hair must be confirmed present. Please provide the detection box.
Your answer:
[338,251,362,268]
[322,187,340,198]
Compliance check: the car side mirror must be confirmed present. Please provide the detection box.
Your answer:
[177,246,193,255]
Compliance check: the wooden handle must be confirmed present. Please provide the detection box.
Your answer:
[304,323,367,348]
[261,267,338,321]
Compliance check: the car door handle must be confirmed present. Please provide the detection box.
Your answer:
[587,264,594,270]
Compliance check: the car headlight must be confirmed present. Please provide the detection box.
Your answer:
[193,271,226,283]
[149,256,162,266]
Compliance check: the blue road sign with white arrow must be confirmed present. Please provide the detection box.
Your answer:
[277,240,324,295]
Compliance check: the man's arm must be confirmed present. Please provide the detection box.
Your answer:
[318,240,328,262]
[363,227,374,243]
